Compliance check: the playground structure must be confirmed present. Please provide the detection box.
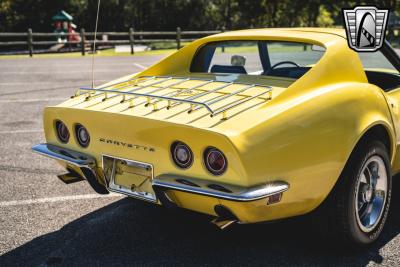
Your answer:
[52,10,81,44]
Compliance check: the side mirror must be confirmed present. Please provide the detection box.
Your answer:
[231,55,246,66]
[311,45,326,52]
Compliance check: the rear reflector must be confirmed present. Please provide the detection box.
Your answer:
[267,192,283,205]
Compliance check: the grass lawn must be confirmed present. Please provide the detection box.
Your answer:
[0,41,192,59]
[0,47,176,59]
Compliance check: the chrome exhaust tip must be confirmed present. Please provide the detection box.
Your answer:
[211,217,237,230]
[57,169,84,184]
[211,205,238,230]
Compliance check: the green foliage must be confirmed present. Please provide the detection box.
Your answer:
[0,0,398,32]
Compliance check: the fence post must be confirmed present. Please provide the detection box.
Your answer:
[129,27,135,55]
[27,28,33,57]
[176,27,181,50]
[80,28,85,56]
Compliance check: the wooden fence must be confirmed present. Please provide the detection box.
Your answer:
[0,27,223,57]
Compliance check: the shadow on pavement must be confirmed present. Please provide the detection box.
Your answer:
[2,178,400,267]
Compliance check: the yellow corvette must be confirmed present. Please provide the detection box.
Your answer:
[33,28,400,245]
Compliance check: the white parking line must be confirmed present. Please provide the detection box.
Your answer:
[0,63,142,68]
[0,193,121,207]
[133,63,147,69]
[0,80,108,86]
[0,98,65,103]
[0,129,43,134]
[0,81,58,86]
[0,70,135,74]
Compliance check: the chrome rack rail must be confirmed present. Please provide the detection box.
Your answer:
[78,76,273,119]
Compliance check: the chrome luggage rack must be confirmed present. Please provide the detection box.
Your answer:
[77,76,273,119]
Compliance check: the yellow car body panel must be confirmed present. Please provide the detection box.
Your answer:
[35,28,400,224]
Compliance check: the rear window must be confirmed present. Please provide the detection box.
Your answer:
[190,40,325,79]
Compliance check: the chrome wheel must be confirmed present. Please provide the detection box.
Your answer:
[355,155,388,233]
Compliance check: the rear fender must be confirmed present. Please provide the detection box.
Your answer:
[227,83,395,218]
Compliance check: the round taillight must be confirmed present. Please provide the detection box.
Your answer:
[75,124,90,147]
[171,141,193,169]
[204,147,227,175]
[55,120,69,143]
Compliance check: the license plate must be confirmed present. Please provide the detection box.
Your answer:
[102,155,156,202]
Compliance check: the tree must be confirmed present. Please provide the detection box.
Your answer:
[0,0,398,32]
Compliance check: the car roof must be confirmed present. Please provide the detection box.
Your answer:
[209,27,347,46]
[282,27,346,37]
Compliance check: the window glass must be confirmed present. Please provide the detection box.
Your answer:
[358,51,399,73]
[191,40,325,79]
[267,42,325,66]
[207,41,263,74]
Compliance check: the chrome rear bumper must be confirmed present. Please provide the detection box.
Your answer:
[33,143,95,167]
[32,143,289,202]
[153,175,289,202]
[32,143,108,194]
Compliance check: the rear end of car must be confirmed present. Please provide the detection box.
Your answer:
[32,75,291,226]
[31,32,334,227]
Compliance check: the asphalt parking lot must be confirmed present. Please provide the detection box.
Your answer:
[1,54,400,267]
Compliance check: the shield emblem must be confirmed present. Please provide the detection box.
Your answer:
[343,6,389,52]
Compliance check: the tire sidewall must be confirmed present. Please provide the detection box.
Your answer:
[347,141,392,244]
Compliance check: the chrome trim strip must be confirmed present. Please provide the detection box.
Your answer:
[152,175,289,202]
[32,143,95,167]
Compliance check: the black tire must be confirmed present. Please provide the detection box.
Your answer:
[316,140,392,246]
